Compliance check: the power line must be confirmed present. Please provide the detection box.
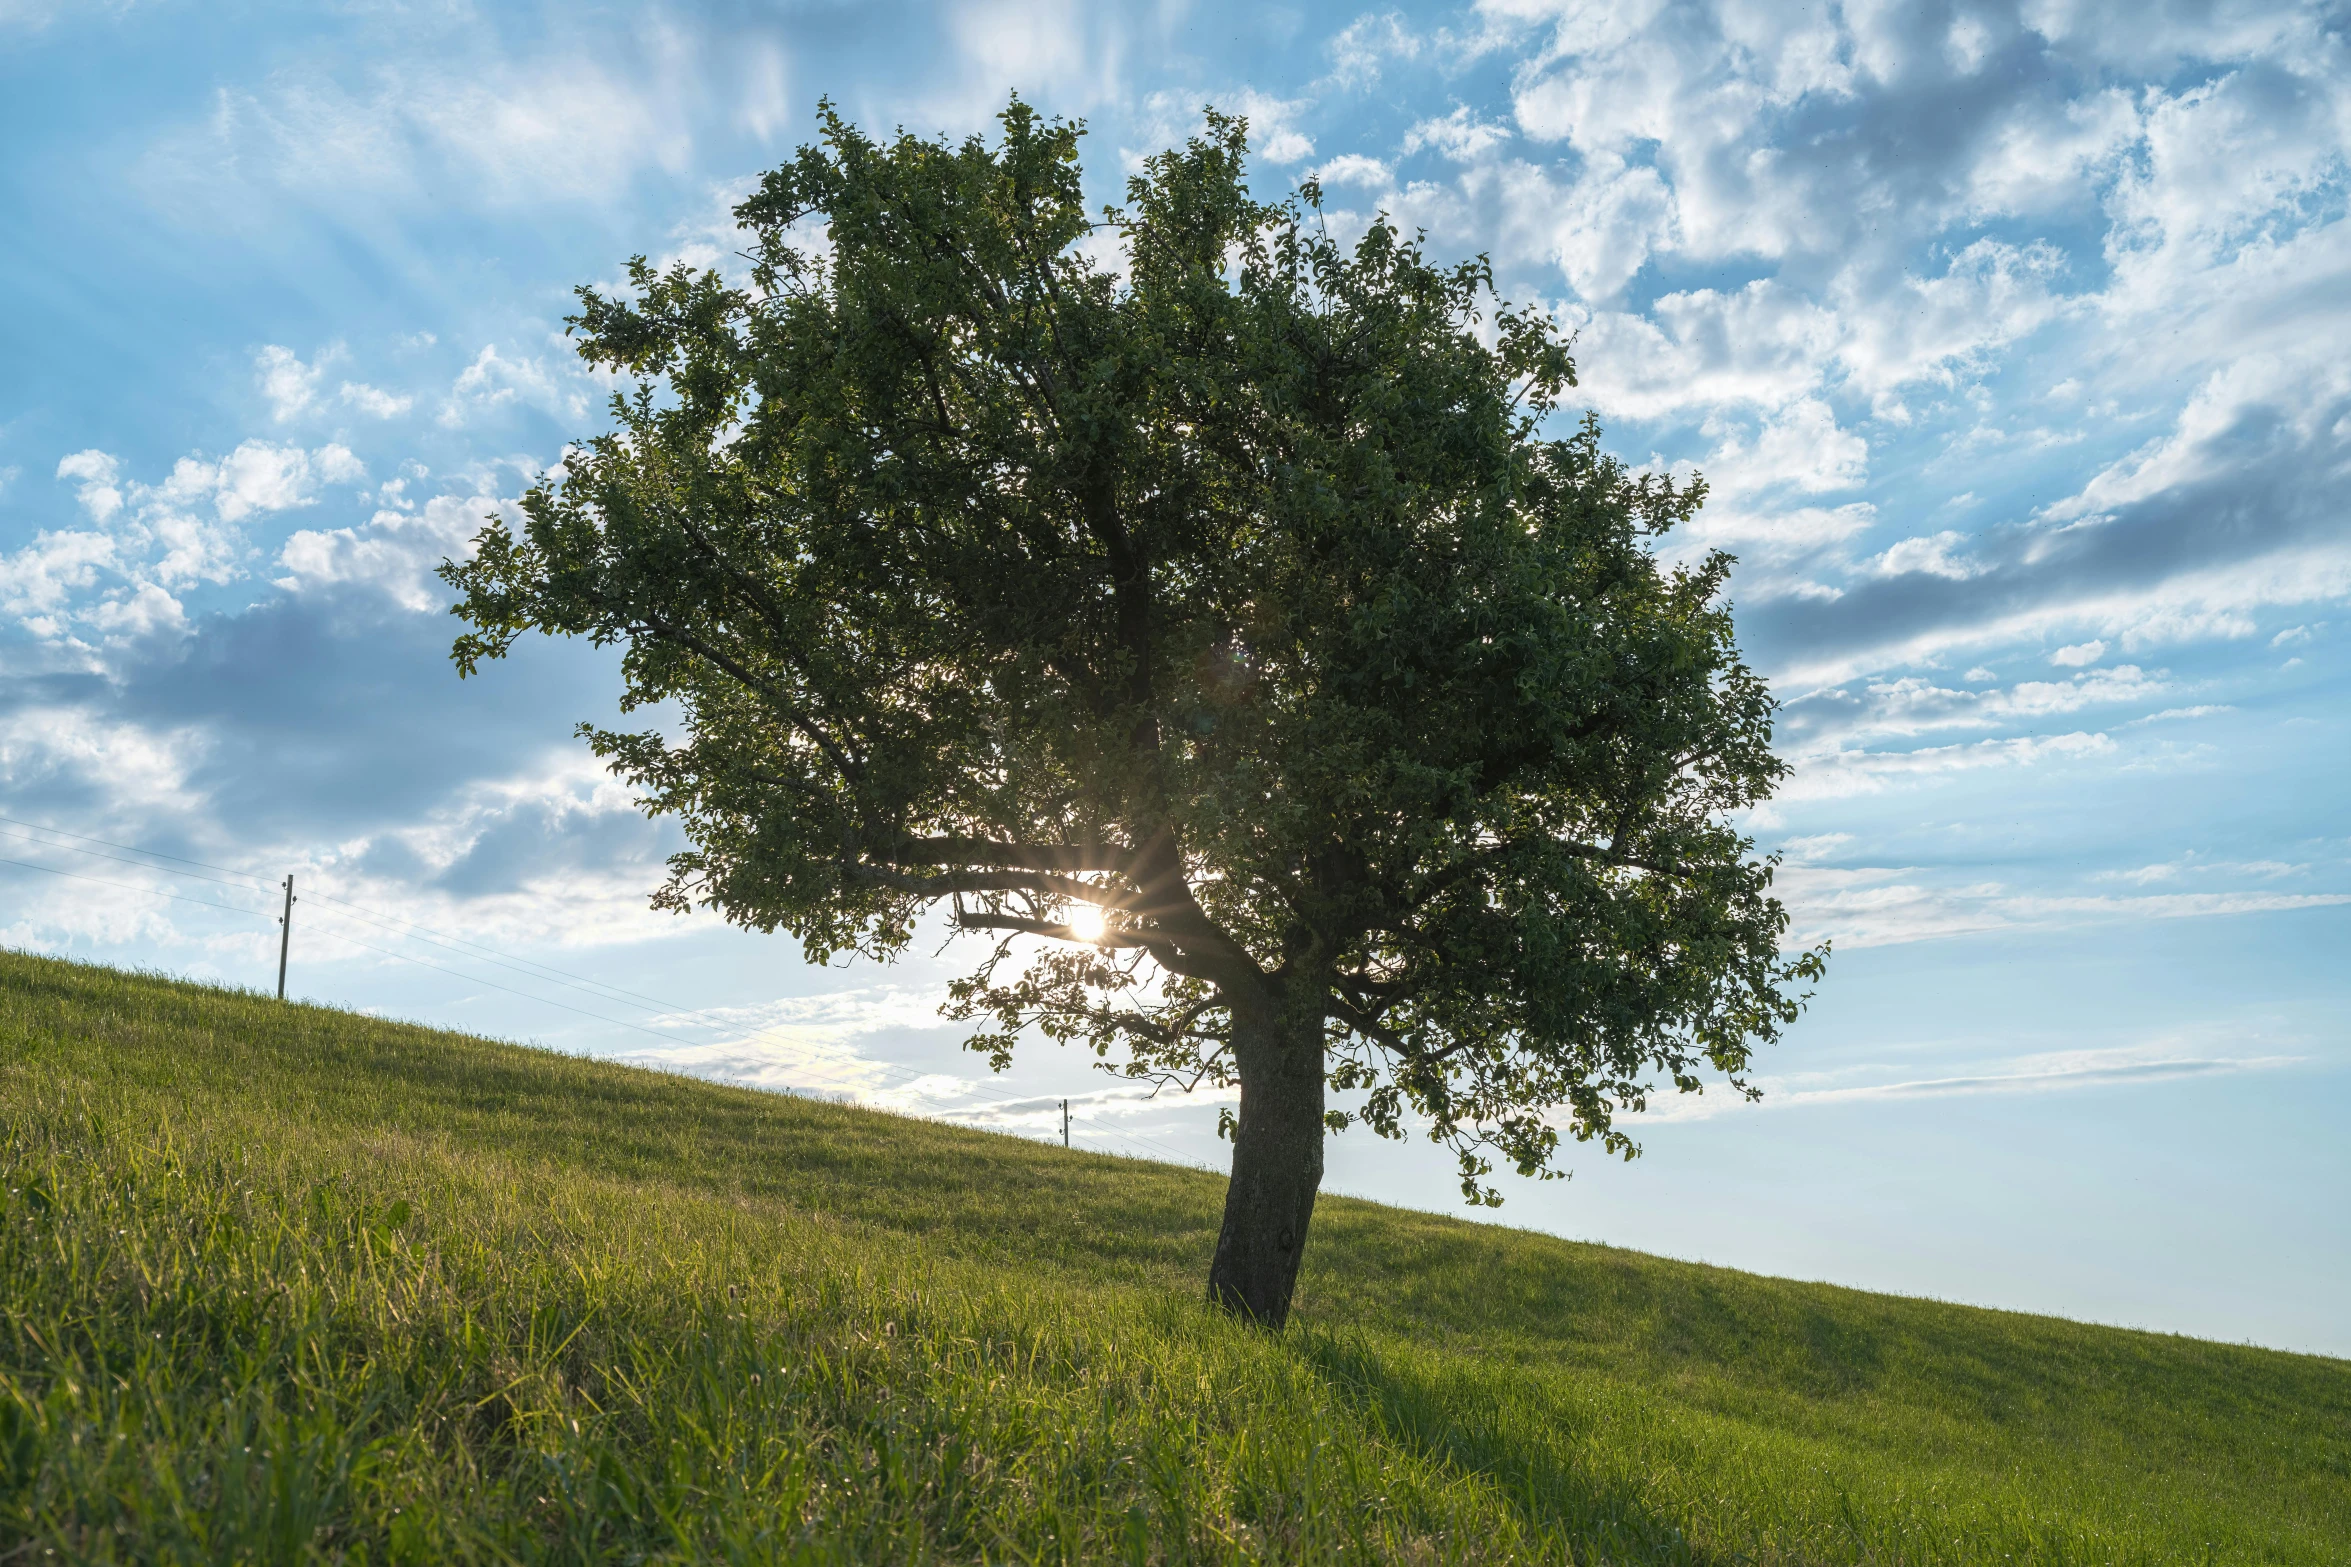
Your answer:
[296,911,733,1050]
[299,898,1200,1161]
[0,813,1209,1166]
[0,820,723,1025]
[0,825,270,895]
[304,886,715,1015]
[0,814,275,889]
[0,855,274,919]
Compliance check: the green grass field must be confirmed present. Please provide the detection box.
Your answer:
[1,950,2343,1564]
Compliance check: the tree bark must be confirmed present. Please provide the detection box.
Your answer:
[1206,993,1326,1328]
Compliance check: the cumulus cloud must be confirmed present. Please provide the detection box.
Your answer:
[1287,0,2351,726]
[1312,152,1391,189]
[0,703,209,820]
[439,345,596,429]
[255,342,413,428]
[1401,105,1509,160]
[6,440,376,650]
[256,344,325,421]
[0,529,118,638]
[277,490,509,611]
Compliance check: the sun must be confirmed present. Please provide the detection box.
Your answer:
[1065,902,1106,941]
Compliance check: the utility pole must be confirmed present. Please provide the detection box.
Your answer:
[1061,1098,1070,1148]
[276,875,295,1000]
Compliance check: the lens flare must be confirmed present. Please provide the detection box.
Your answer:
[1066,903,1107,941]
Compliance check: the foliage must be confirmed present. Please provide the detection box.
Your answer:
[441,101,1826,1207]
[2,954,2345,1563]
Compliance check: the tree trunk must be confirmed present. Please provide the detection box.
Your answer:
[1206,995,1326,1327]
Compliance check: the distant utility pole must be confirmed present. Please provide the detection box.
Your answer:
[1061,1098,1070,1148]
[276,875,295,1000]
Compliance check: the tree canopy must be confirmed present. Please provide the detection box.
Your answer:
[442,101,1826,1326]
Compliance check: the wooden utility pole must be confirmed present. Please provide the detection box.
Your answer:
[276,874,295,1000]
[1061,1098,1070,1148]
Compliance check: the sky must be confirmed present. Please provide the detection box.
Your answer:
[2,0,2346,1356]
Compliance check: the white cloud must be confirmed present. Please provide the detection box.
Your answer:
[2099,854,2308,886]
[1781,730,2116,803]
[1809,665,2172,742]
[1638,1040,2305,1122]
[2125,705,2232,726]
[0,704,208,818]
[212,440,317,521]
[176,46,699,209]
[1834,240,2073,406]
[1777,854,2349,950]
[440,344,592,427]
[2050,639,2106,666]
[1313,153,1391,190]
[1685,501,1875,565]
[256,344,325,421]
[13,439,381,647]
[81,580,188,642]
[1327,11,1425,89]
[621,1010,1235,1138]
[948,0,1093,113]
[1775,536,2351,688]
[339,382,413,419]
[736,38,791,141]
[1401,105,1509,161]
[1568,280,1844,419]
[1232,87,1315,165]
[1700,398,1868,499]
[0,529,118,636]
[1866,530,1980,581]
[2045,354,2351,526]
[315,444,368,485]
[56,449,124,522]
[1538,152,1678,300]
[256,345,415,422]
[277,491,507,611]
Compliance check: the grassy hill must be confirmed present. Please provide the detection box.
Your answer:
[0,952,2343,1564]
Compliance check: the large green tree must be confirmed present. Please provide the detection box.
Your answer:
[443,103,1825,1328]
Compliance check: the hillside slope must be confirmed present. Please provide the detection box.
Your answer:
[1,951,2343,1564]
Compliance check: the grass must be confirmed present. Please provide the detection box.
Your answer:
[0,950,2343,1564]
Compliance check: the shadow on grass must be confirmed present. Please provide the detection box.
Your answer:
[1295,1329,1724,1566]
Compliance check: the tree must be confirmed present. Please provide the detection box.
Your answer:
[442,101,1827,1328]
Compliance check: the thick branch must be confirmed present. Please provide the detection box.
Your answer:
[952,911,1253,989]
[1326,992,1475,1069]
[1402,835,1698,916]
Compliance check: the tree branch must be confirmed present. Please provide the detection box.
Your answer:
[952,911,1247,988]
[876,837,1141,875]
[631,608,868,788]
[851,865,1126,910]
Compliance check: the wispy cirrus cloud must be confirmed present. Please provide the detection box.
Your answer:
[1637,1039,2309,1123]
[1777,858,2350,951]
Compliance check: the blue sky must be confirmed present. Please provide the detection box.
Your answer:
[3,0,2345,1355]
